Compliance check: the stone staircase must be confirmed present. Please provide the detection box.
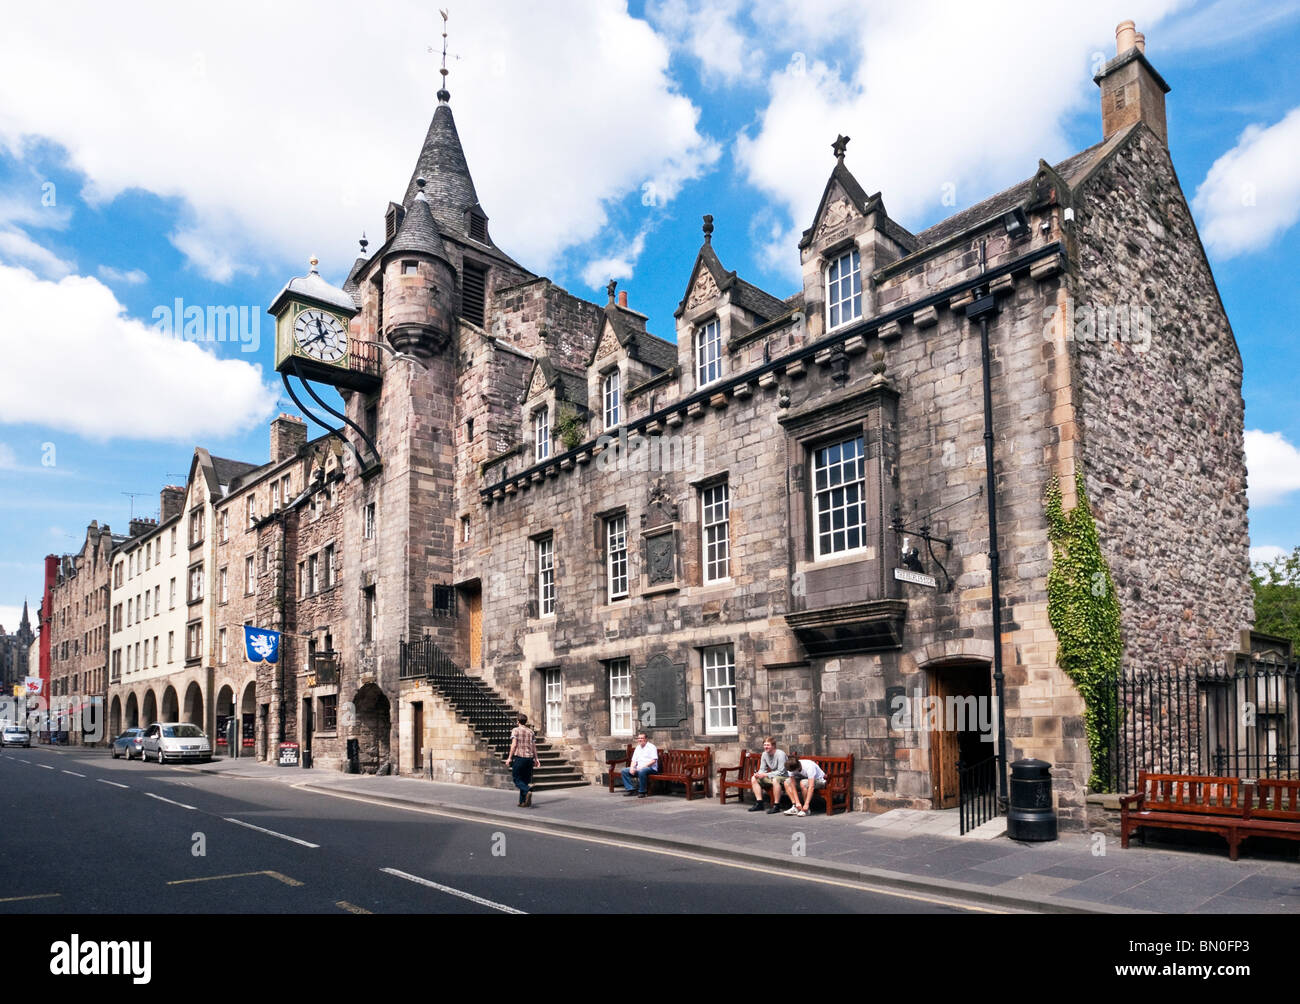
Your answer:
[403,638,588,791]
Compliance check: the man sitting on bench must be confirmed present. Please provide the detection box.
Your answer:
[784,757,827,817]
[621,732,659,798]
[749,737,788,814]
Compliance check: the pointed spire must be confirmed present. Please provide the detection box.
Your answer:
[389,179,450,263]
[402,101,482,240]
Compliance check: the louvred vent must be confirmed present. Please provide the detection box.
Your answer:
[462,262,487,328]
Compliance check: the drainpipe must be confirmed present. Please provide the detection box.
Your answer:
[965,246,1010,811]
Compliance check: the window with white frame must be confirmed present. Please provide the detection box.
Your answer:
[363,586,377,642]
[168,631,175,663]
[170,526,177,555]
[461,516,471,543]
[246,497,256,529]
[169,578,176,609]
[608,658,633,736]
[220,509,230,542]
[812,435,867,558]
[701,482,730,583]
[606,515,628,601]
[544,667,563,737]
[307,554,319,596]
[219,628,227,664]
[695,318,722,388]
[536,536,555,617]
[534,407,550,462]
[154,584,160,614]
[245,555,256,595]
[219,566,228,604]
[602,369,621,430]
[324,544,336,588]
[188,565,203,603]
[364,503,376,540]
[152,635,159,666]
[186,622,202,661]
[703,644,737,734]
[826,248,862,330]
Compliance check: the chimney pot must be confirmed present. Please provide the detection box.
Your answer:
[618,290,628,308]
[1134,31,1145,53]
[1116,20,1137,54]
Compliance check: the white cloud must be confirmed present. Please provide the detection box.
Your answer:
[0,1,719,281]
[1192,106,1300,258]
[1251,545,1288,565]
[0,443,15,468]
[0,263,277,441]
[0,227,73,278]
[1245,429,1300,507]
[0,604,30,633]
[96,265,148,285]
[647,0,760,86]
[733,1,1183,279]
[581,229,650,289]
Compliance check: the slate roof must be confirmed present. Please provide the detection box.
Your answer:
[674,239,787,322]
[636,331,678,372]
[912,141,1105,248]
[210,456,262,490]
[402,103,480,241]
[525,357,590,410]
[388,190,450,262]
[593,303,674,373]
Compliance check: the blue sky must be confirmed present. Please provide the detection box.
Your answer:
[1,0,1298,632]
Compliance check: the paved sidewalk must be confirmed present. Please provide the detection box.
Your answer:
[195,755,1300,914]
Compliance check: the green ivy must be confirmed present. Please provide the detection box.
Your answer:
[1044,469,1123,791]
[554,405,585,451]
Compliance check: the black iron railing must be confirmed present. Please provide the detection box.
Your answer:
[398,636,461,681]
[1106,657,1299,794]
[959,754,1001,835]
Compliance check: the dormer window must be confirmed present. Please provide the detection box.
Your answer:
[602,369,621,430]
[695,318,722,388]
[826,248,862,331]
[534,407,550,462]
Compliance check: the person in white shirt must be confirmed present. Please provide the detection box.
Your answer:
[783,757,827,816]
[621,731,659,798]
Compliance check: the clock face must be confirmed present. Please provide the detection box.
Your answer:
[293,308,347,363]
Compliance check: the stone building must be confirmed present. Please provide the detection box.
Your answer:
[0,600,35,693]
[64,20,1247,825]
[44,521,121,741]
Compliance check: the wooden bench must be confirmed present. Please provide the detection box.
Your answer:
[1121,772,1255,859]
[717,751,855,815]
[1240,779,1300,856]
[606,745,712,800]
[717,750,761,806]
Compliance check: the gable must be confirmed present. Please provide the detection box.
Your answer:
[813,179,862,247]
[594,320,621,361]
[526,363,548,401]
[685,267,721,313]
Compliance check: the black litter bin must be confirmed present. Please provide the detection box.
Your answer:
[1007,758,1058,841]
[346,738,360,774]
[301,748,312,769]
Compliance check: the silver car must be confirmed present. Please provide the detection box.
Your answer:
[140,722,213,764]
[1,725,31,748]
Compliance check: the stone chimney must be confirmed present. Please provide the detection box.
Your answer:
[159,485,185,523]
[270,413,308,464]
[129,517,157,538]
[1095,19,1170,145]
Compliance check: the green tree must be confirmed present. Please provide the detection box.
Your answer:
[1250,546,1300,650]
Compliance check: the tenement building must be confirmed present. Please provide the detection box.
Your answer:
[97,21,1251,827]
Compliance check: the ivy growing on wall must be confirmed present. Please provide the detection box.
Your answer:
[1044,468,1123,791]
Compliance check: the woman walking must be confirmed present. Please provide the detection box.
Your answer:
[507,713,541,807]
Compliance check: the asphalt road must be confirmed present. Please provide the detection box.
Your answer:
[0,745,999,915]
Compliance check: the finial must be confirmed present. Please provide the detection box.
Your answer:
[309,256,320,272]
[359,232,368,254]
[832,134,850,162]
[437,9,451,103]
[606,279,617,303]
[702,214,714,243]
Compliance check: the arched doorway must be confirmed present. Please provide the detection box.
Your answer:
[162,685,179,722]
[183,681,204,727]
[216,685,234,756]
[353,683,391,773]
[142,689,157,725]
[125,692,139,728]
[925,660,996,809]
[240,682,257,759]
[109,696,122,738]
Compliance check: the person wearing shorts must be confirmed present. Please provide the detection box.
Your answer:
[783,757,827,816]
[749,737,788,814]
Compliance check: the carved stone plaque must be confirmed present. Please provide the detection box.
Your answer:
[646,531,676,585]
[639,653,686,729]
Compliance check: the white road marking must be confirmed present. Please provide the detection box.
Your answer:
[146,792,196,810]
[17,759,30,763]
[222,817,320,848]
[61,770,86,777]
[37,764,54,770]
[380,867,526,915]
[97,779,129,789]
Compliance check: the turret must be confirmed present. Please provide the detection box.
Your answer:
[383,178,457,357]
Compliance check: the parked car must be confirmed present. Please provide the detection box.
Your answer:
[140,722,213,764]
[1,724,31,748]
[111,727,145,760]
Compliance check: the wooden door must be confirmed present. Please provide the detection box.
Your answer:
[930,673,961,809]
[467,586,482,668]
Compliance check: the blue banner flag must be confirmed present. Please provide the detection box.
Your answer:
[244,626,281,664]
